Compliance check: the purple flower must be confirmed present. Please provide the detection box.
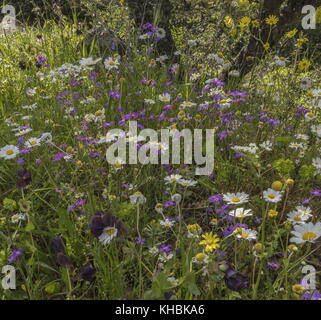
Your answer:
[159,244,171,252]
[53,152,67,161]
[136,237,145,245]
[208,194,223,205]
[8,248,22,263]
[311,190,321,196]
[267,262,281,269]
[302,291,321,300]
[109,90,122,99]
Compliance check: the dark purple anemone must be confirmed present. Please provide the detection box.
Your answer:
[90,211,125,238]
[225,269,248,291]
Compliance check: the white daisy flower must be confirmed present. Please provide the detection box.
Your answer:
[287,211,311,224]
[14,128,33,136]
[0,145,20,159]
[295,134,309,141]
[98,226,118,244]
[289,142,304,150]
[94,109,105,123]
[235,228,257,240]
[104,57,120,70]
[296,206,312,217]
[223,192,250,205]
[290,222,321,244]
[180,101,196,109]
[113,158,125,170]
[164,174,182,184]
[160,218,175,228]
[84,113,96,122]
[263,188,283,203]
[305,112,316,122]
[159,93,171,103]
[25,137,41,148]
[11,213,25,223]
[178,179,197,187]
[312,158,321,169]
[229,208,253,218]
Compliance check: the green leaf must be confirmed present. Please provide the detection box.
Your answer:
[25,221,35,232]
[182,271,201,296]
[45,282,61,294]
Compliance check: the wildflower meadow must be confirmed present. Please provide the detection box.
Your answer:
[0,0,321,301]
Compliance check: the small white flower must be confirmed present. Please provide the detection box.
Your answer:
[312,158,321,169]
[178,179,197,187]
[296,206,312,216]
[11,213,25,223]
[263,188,283,203]
[159,93,171,103]
[84,113,96,122]
[223,192,250,205]
[104,57,120,70]
[0,145,20,160]
[295,134,309,141]
[160,218,175,228]
[287,211,311,224]
[164,174,182,184]
[229,208,253,218]
[98,227,118,244]
[235,228,257,240]
[25,137,41,148]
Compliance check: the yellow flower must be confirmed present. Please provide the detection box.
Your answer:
[195,253,206,262]
[265,15,279,26]
[292,284,305,295]
[251,19,260,28]
[263,42,270,50]
[199,232,220,252]
[224,16,234,28]
[239,16,251,29]
[268,210,278,218]
[296,37,309,48]
[187,224,201,232]
[285,29,298,38]
[298,58,312,71]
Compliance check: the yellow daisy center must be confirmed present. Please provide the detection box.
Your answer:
[302,232,316,241]
[231,197,241,203]
[105,228,116,236]
[268,194,275,199]
[6,149,14,155]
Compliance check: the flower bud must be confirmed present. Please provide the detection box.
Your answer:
[252,243,265,254]
[271,181,283,191]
